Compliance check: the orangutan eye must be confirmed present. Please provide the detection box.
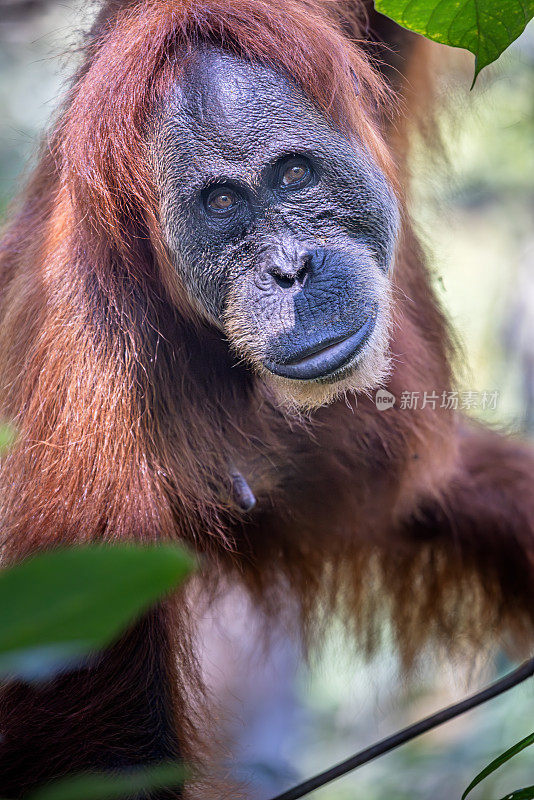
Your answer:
[206,187,238,214]
[281,159,312,189]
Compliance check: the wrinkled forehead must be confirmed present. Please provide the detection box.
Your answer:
[156,46,349,182]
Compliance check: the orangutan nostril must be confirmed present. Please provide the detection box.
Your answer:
[268,255,311,290]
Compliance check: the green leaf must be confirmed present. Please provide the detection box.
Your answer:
[497,788,534,800]
[0,544,195,680]
[375,0,534,82]
[27,761,186,800]
[462,731,534,799]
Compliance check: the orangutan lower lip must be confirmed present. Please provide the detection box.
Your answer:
[264,314,377,381]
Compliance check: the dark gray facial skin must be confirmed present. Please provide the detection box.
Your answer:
[154,46,399,402]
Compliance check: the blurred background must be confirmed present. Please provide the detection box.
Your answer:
[1,5,533,799]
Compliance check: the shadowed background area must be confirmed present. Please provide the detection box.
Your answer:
[1,4,533,798]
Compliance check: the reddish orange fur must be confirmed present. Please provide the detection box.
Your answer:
[1,1,533,797]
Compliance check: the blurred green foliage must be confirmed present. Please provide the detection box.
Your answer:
[0,422,16,453]
[0,542,194,798]
[0,544,195,680]
[411,24,534,432]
